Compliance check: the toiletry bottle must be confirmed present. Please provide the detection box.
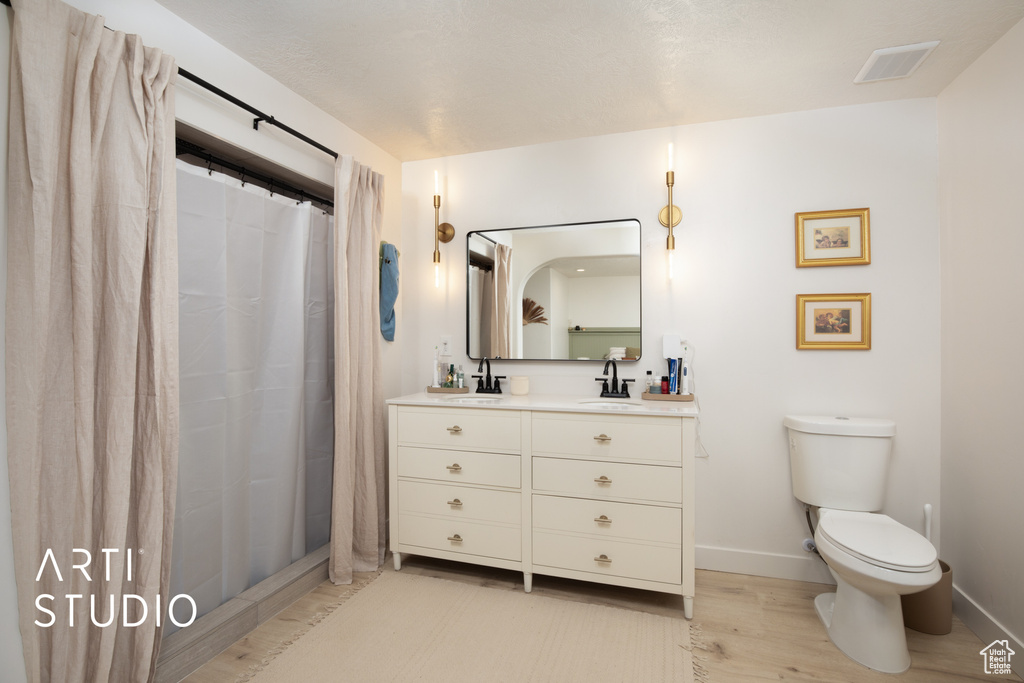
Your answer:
[445,364,454,388]
[456,365,464,389]
[432,347,441,387]
[661,376,669,394]
[645,371,653,394]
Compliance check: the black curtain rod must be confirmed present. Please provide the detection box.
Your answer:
[1,0,340,161]
[176,138,334,210]
[177,68,339,160]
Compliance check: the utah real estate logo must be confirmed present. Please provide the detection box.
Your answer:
[980,639,1015,676]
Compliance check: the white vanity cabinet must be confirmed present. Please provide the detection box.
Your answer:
[388,396,697,618]
[389,406,525,573]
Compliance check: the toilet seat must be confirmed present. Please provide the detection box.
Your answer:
[817,509,937,572]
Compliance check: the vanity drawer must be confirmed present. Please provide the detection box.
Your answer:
[397,407,521,452]
[533,495,680,544]
[398,514,521,561]
[398,447,520,488]
[533,531,680,585]
[532,412,681,464]
[399,481,520,525]
[533,457,681,504]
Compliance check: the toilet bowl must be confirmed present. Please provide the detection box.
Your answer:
[812,508,941,673]
[783,415,940,674]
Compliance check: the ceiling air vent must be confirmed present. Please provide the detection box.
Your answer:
[854,41,939,84]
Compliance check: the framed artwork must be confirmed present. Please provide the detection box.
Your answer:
[797,293,871,350]
[795,208,870,267]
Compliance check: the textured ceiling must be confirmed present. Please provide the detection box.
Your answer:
[154,0,1024,162]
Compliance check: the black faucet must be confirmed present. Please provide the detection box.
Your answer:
[473,357,505,394]
[595,360,634,398]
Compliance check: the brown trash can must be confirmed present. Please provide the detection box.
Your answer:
[902,560,952,635]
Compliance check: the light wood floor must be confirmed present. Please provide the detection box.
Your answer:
[184,554,1020,682]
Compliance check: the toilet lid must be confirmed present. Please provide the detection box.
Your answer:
[817,510,937,572]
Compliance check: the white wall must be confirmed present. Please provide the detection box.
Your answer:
[523,269,554,358]
[401,99,942,583]
[0,3,402,681]
[938,17,1024,665]
[566,276,641,327]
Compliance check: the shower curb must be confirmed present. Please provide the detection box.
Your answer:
[154,544,330,683]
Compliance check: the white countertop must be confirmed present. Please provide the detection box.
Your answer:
[386,391,699,417]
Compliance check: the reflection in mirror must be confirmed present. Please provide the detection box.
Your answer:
[467,219,641,361]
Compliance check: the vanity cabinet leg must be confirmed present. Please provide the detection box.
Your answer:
[523,572,533,593]
[683,596,693,620]
[393,552,402,571]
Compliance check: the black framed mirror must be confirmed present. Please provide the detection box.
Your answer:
[466,219,641,361]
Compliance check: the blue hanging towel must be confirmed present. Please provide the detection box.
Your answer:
[379,241,399,341]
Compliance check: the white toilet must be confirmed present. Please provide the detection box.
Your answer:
[783,415,941,674]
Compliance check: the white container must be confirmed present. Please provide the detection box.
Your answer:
[510,376,529,396]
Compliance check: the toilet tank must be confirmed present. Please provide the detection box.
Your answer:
[783,415,897,512]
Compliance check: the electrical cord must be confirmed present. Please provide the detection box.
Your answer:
[687,343,711,460]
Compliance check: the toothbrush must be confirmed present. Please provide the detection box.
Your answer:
[681,344,691,395]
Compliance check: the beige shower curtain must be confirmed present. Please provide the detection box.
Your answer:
[329,156,386,584]
[6,0,178,681]
[490,244,513,358]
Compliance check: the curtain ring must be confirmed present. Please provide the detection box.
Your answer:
[207,159,214,176]
[239,171,246,187]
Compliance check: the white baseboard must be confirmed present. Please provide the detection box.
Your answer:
[696,544,835,585]
[953,583,1023,678]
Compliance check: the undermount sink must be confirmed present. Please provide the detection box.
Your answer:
[577,400,644,411]
[445,395,504,404]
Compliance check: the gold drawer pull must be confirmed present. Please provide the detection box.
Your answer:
[447,425,463,433]
[594,515,612,524]
[594,554,612,564]
[593,434,612,442]
[447,499,463,507]
[447,534,463,543]
[594,475,612,484]
[446,463,462,472]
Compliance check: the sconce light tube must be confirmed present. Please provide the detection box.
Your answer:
[433,193,442,288]
[432,173,455,288]
[660,159,680,279]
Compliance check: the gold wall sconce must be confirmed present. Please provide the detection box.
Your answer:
[659,143,681,279]
[433,170,455,287]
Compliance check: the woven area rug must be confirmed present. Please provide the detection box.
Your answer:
[242,570,708,682]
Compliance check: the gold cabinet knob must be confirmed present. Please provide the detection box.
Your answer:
[593,434,612,442]
[447,425,463,433]
[447,534,463,543]
[594,554,612,563]
[594,475,612,484]
[446,463,462,472]
[447,499,463,507]
[594,515,612,524]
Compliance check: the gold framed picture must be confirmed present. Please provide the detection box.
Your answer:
[795,208,870,267]
[797,293,871,350]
